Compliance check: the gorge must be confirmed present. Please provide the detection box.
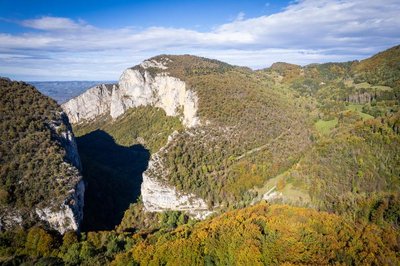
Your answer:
[62,57,215,228]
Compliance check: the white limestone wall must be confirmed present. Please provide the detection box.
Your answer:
[62,84,114,124]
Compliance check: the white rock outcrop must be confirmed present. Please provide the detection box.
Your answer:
[111,69,200,127]
[142,159,212,219]
[61,58,205,219]
[62,84,114,124]
[140,59,169,69]
[141,132,212,219]
[0,209,22,232]
[36,113,85,233]
[62,59,200,128]
[49,112,82,169]
[36,180,85,234]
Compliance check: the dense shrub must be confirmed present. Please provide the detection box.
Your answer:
[0,78,80,211]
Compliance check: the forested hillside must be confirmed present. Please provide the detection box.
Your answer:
[261,45,400,227]
[353,45,400,88]
[1,203,398,265]
[71,55,312,210]
[131,55,312,207]
[71,46,399,222]
[0,78,83,233]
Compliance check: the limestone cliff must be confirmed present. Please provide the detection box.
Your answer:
[0,77,85,234]
[346,92,374,104]
[141,132,212,219]
[62,58,206,219]
[62,58,200,128]
[35,180,84,234]
[35,112,85,234]
[0,111,85,234]
[62,84,114,124]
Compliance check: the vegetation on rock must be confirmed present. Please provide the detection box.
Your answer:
[0,78,80,222]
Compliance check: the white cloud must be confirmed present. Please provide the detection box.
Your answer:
[1,0,400,80]
[20,16,91,31]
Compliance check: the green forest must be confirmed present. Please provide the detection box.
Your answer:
[1,203,399,265]
[0,78,81,219]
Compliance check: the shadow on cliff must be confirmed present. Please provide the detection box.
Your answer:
[76,130,150,231]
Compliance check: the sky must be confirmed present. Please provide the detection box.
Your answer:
[0,0,399,81]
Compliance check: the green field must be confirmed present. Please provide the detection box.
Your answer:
[346,104,374,120]
[354,82,392,92]
[315,118,338,135]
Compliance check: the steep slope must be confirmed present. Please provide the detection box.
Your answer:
[1,47,400,265]
[62,62,200,128]
[134,55,311,210]
[63,46,400,224]
[62,84,114,124]
[65,106,184,230]
[0,78,84,234]
[63,55,312,219]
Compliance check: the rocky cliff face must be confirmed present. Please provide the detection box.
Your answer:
[141,132,212,219]
[35,179,84,234]
[35,113,85,234]
[0,78,86,234]
[141,165,212,219]
[62,58,206,219]
[346,92,374,104]
[0,113,85,234]
[62,84,114,124]
[62,59,200,128]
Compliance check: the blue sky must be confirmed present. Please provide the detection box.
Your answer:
[0,0,399,81]
[0,0,288,32]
